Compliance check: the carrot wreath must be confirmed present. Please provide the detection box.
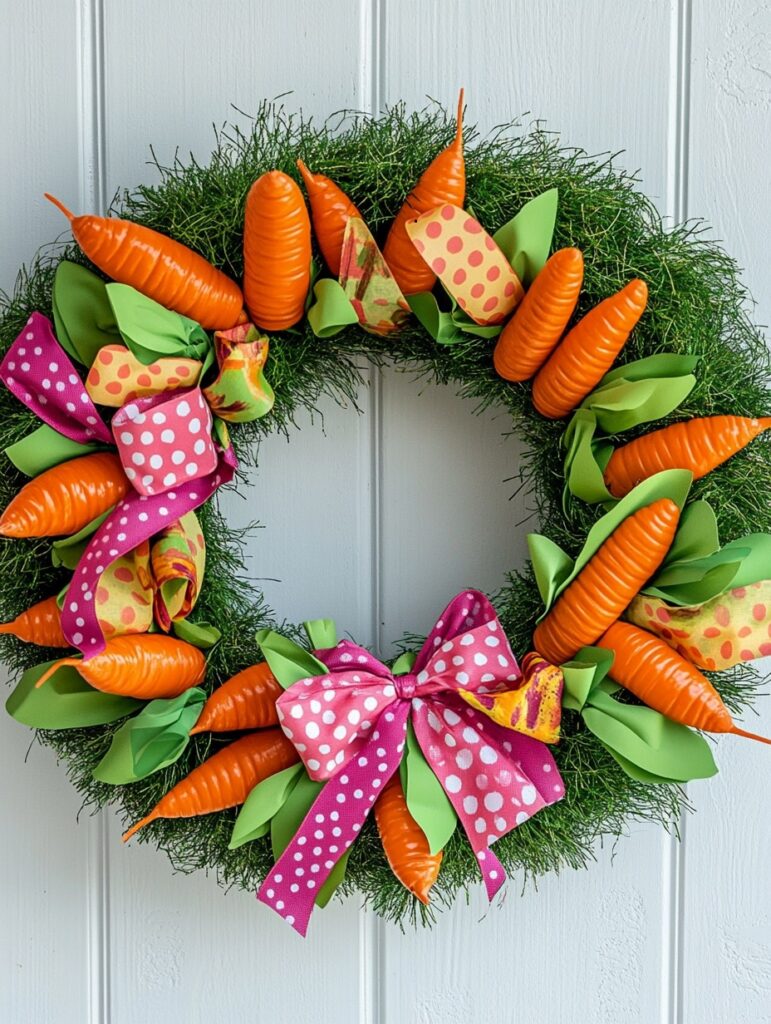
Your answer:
[190,662,282,734]
[603,415,771,498]
[122,729,299,841]
[296,160,362,276]
[0,452,129,538]
[532,278,649,419]
[532,497,681,664]
[34,635,205,699]
[45,194,244,329]
[373,773,443,905]
[382,90,466,295]
[242,170,312,330]
[0,595,68,647]
[493,248,585,382]
[598,621,771,745]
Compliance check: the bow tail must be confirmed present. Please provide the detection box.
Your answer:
[412,695,565,900]
[258,700,410,936]
[60,446,237,657]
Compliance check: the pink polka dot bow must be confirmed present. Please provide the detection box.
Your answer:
[0,313,236,657]
[259,590,564,935]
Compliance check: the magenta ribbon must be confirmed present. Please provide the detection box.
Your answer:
[0,313,236,658]
[258,590,564,935]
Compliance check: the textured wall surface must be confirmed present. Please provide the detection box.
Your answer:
[1,2,769,1022]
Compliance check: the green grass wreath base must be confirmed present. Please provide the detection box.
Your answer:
[1,101,770,927]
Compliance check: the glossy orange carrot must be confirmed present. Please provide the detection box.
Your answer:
[45,194,245,329]
[123,729,299,841]
[373,773,442,904]
[493,248,584,382]
[532,498,681,664]
[599,621,771,744]
[296,159,362,276]
[190,662,281,734]
[0,595,68,647]
[0,452,128,538]
[604,415,771,498]
[242,170,312,330]
[532,278,649,419]
[382,89,466,295]
[34,634,205,698]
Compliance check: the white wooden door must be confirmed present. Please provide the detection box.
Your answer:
[1,2,769,1021]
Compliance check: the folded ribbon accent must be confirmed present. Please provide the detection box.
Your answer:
[258,590,564,935]
[112,388,218,496]
[0,313,236,658]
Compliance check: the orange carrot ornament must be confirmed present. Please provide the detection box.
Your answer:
[190,662,281,734]
[296,160,362,276]
[603,415,771,498]
[532,278,649,419]
[0,452,128,538]
[34,634,205,699]
[0,595,68,647]
[242,170,312,330]
[493,248,584,381]
[598,621,771,745]
[373,773,442,904]
[532,498,681,664]
[382,89,466,295]
[44,194,245,329]
[122,729,299,841]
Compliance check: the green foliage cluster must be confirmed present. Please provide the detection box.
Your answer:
[1,100,768,926]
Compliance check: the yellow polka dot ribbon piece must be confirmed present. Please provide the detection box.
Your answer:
[626,580,771,670]
[405,204,524,324]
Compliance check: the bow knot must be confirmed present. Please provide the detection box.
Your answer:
[394,673,418,700]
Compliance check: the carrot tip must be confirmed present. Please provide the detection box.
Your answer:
[122,811,158,843]
[730,725,771,747]
[34,658,77,688]
[44,193,75,221]
[455,88,465,144]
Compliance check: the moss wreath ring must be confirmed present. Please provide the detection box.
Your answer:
[2,96,770,934]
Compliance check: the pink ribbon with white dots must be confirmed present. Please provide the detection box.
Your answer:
[259,590,564,935]
[0,313,237,658]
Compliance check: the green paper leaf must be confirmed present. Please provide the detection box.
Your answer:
[527,533,574,609]
[306,278,359,338]
[303,618,337,650]
[406,290,503,346]
[256,629,328,689]
[644,531,771,606]
[493,189,558,286]
[599,353,700,386]
[563,355,699,505]
[172,619,222,649]
[406,291,463,345]
[391,651,417,675]
[400,721,456,855]
[562,410,615,506]
[51,261,120,365]
[51,508,113,569]
[106,283,214,374]
[92,687,206,784]
[582,688,718,783]
[659,500,720,566]
[560,645,614,711]
[6,661,140,729]
[270,772,350,908]
[229,763,304,849]
[5,424,102,477]
[534,470,693,618]
[582,375,698,435]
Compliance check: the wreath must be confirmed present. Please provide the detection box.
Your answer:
[1,97,770,935]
